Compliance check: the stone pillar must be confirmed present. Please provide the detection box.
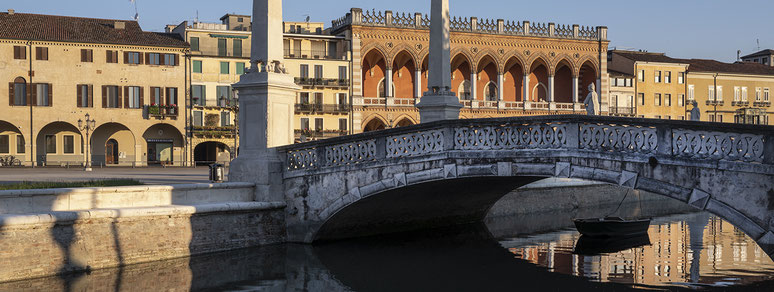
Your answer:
[548,75,556,110]
[497,73,504,101]
[470,72,478,101]
[414,69,422,98]
[523,74,530,109]
[385,67,393,97]
[415,0,463,122]
[230,0,300,202]
[572,76,580,111]
[135,144,143,167]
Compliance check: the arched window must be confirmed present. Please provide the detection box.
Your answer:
[377,79,395,98]
[484,82,498,101]
[458,81,471,100]
[11,77,27,106]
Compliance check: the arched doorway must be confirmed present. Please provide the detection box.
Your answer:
[105,139,119,165]
[194,141,231,165]
[394,118,415,128]
[528,58,549,102]
[0,120,25,165]
[503,57,524,102]
[555,60,574,103]
[143,124,184,166]
[35,122,82,166]
[392,51,416,99]
[362,49,387,97]
[477,55,498,101]
[451,54,471,99]
[363,118,387,132]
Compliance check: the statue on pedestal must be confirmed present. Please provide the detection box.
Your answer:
[584,83,597,116]
[690,100,701,121]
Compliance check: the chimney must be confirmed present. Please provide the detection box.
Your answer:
[8,9,15,15]
[115,21,125,30]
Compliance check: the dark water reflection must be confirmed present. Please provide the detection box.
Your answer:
[2,213,773,291]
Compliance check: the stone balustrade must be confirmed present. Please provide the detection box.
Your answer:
[331,8,607,41]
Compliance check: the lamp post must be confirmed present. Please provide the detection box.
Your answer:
[78,113,96,171]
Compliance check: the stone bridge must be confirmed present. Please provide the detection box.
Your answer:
[274,115,774,257]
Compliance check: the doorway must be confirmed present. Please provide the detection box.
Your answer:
[105,139,118,165]
[148,140,173,165]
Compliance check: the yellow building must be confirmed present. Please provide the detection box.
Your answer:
[607,69,635,117]
[0,10,188,167]
[609,50,773,124]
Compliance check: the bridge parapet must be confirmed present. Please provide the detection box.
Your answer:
[280,115,772,173]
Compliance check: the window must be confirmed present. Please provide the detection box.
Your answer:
[126,52,141,64]
[77,84,93,107]
[638,93,644,106]
[299,92,309,104]
[103,85,121,108]
[665,94,671,106]
[236,62,245,75]
[218,39,227,56]
[151,87,163,105]
[190,37,200,51]
[688,85,695,100]
[221,111,231,127]
[193,60,202,73]
[300,118,309,131]
[0,135,8,154]
[63,135,74,154]
[35,83,51,106]
[755,88,762,101]
[106,50,119,63]
[217,86,232,106]
[678,72,685,84]
[339,118,347,132]
[734,87,740,102]
[717,86,723,101]
[654,93,661,106]
[665,71,671,83]
[314,92,323,105]
[16,135,24,154]
[625,79,632,87]
[192,85,206,106]
[708,86,715,101]
[315,118,323,131]
[339,66,347,80]
[314,65,323,79]
[678,94,685,107]
[10,77,27,106]
[148,53,161,65]
[220,62,229,74]
[35,47,48,60]
[300,65,309,78]
[638,70,645,82]
[742,87,748,102]
[655,71,661,83]
[193,111,203,126]
[80,49,93,62]
[45,135,56,154]
[166,87,178,105]
[126,86,142,109]
[337,93,348,105]
[13,46,26,59]
[233,39,242,57]
[765,88,770,102]
[163,54,177,66]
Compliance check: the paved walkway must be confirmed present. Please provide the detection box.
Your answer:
[0,167,224,185]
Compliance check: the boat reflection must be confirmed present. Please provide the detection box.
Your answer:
[573,234,651,256]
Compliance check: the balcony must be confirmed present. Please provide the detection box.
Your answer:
[192,126,236,138]
[753,101,771,107]
[146,105,179,119]
[284,49,346,60]
[295,78,350,88]
[295,103,351,114]
[706,100,724,106]
[731,101,750,107]
[610,107,636,115]
[294,129,348,141]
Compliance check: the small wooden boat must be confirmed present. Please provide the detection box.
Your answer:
[573,217,651,238]
[573,234,651,255]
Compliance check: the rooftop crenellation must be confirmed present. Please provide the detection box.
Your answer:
[331,8,606,41]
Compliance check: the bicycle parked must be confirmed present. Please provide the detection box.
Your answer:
[0,156,22,167]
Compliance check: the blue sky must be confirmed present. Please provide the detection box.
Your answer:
[5,0,771,62]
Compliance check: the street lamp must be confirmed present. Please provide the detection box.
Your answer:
[78,113,96,171]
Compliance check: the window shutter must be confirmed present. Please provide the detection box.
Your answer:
[174,54,179,66]
[47,84,52,106]
[88,85,93,107]
[165,88,170,105]
[13,46,18,59]
[145,53,150,65]
[42,48,48,60]
[81,49,86,62]
[138,53,144,64]
[124,52,129,64]
[29,84,37,106]
[139,87,144,107]
[8,83,13,106]
[123,87,129,108]
[77,85,83,107]
[161,87,166,105]
[107,50,112,63]
[89,50,93,62]
[102,86,107,108]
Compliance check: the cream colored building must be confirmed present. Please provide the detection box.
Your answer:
[0,10,188,167]
[741,49,773,67]
[607,69,635,117]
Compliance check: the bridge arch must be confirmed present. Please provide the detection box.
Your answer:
[279,116,774,258]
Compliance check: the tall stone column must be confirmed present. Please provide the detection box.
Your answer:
[522,74,530,110]
[470,72,477,101]
[414,69,422,98]
[385,67,393,98]
[497,73,504,101]
[548,75,555,110]
[415,0,462,122]
[230,0,300,202]
[572,76,580,111]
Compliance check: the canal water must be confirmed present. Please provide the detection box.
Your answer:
[2,212,773,291]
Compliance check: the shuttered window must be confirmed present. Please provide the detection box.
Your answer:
[34,83,52,106]
[166,87,178,106]
[80,49,93,62]
[125,86,143,109]
[9,79,27,106]
[193,111,203,126]
[233,39,242,57]
[106,50,119,63]
[35,47,48,60]
[63,135,75,154]
[0,135,8,154]
[236,62,245,75]
[13,46,26,60]
[192,85,205,106]
[218,39,227,56]
[76,84,93,107]
[193,60,202,73]
[102,85,121,108]
[220,62,229,74]
[190,37,200,51]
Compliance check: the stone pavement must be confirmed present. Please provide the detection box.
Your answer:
[0,167,222,185]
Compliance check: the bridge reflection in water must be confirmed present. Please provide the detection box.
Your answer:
[4,211,773,290]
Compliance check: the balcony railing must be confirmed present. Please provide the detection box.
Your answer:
[610,107,636,115]
[706,100,725,106]
[294,129,348,140]
[284,49,346,60]
[147,105,179,119]
[295,103,351,114]
[192,126,236,138]
[295,78,350,88]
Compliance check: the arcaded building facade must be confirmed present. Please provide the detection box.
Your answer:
[330,8,610,132]
[0,11,188,166]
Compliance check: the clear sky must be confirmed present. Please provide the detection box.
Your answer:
[4,0,771,62]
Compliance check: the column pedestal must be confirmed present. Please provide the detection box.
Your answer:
[416,91,463,123]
